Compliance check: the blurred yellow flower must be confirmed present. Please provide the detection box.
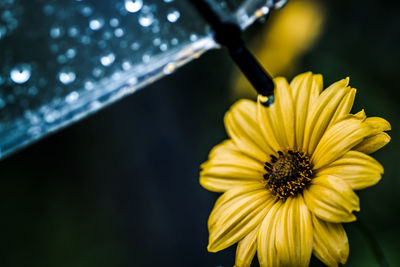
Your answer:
[232,0,325,99]
[200,72,391,267]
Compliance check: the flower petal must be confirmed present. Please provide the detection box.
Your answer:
[353,117,391,154]
[303,175,359,223]
[258,77,295,150]
[329,88,357,127]
[289,72,313,150]
[354,132,391,154]
[316,150,383,190]
[275,195,313,267]
[312,215,349,267]
[200,140,265,192]
[311,117,370,170]
[303,78,350,154]
[257,201,283,267]
[235,225,260,267]
[225,100,274,160]
[257,96,282,153]
[208,183,274,252]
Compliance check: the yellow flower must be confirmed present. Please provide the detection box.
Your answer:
[200,72,391,267]
[232,0,325,99]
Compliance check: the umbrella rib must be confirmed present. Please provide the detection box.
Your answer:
[189,0,275,106]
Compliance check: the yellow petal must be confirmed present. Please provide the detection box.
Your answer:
[303,175,359,223]
[258,77,295,150]
[354,132,391,154]
[311,117,370,170]
[309,74,323,107]
[329,88,357,127]
[316,150,383,190]
[275,195,313,267]
[225,100,274,160]
[235,225,260,267]
[257,96,281,153]
[303,78,350,154]
[364,117,391,135]
[257,201,283,267]
[208,184,274,252]
[312,215,349,267]
[290,72,313,150]
[200,140,265,192]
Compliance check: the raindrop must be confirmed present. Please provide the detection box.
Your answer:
[50,26,63,38]
[171,38,179,45]
[167,9,180,23]
[109,18,119,27]
[10,64,32,84]
[114,28,125,37]
[130,42,140,50]
[84,80,95,90]
[153,38,161,46]
[79,5,93,17]
[68,27,79,37]
[122,60,132,70]
[89,18,104,30]
[92,67,104,78]
[43,4,55,16]
[58,68,76,84]
[160,43,168,51]
[100,53,116,67]
[66,48,77,59]
[57,55,67,64]
[65,91,79,103]
[142,54,150,63]
[190,33,198,41]
[103,31,113,40]
[125,0,143,13]
[138,12,154,27]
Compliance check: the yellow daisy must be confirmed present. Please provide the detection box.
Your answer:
[200,72,391,267]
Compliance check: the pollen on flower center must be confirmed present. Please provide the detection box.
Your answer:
[264,150,313,200]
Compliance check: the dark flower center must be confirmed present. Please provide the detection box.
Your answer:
[264,150,313,200]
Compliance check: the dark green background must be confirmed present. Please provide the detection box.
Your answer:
[1,0,399,266]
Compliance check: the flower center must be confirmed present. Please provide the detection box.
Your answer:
[264,150,313,200]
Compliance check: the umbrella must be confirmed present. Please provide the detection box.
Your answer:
[0,0,285,159]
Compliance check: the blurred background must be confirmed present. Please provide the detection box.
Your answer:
[0,0,399,266]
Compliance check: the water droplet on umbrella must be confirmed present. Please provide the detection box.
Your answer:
[138,12,154,27]
[58,69,76,84]
[167,9,180,23]
[100,53,116,66]
[10,64,32,84]
[89,18,104,30]
[125,0,143,13]
[65,91,79,103]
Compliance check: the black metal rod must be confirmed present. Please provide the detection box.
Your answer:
[189,0,275,103]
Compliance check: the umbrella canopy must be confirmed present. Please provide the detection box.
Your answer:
[0,0,285,159]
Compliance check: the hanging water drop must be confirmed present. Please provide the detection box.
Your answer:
[167,9,180,23]
[58,68,76,84]
[89,18,104,31]
[100,53,116,67]
[10,64,32,84]
[125,0,143,13]
[138,12,154,27]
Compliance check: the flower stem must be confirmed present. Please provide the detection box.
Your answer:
[355,219,389,267]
